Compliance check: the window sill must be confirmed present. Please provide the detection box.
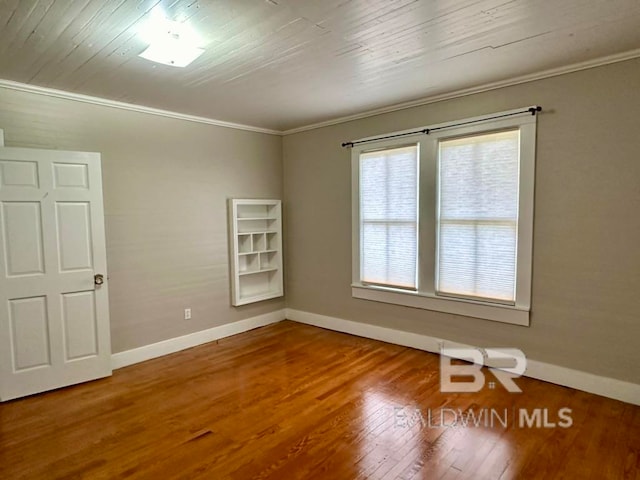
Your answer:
[351,284,530,326]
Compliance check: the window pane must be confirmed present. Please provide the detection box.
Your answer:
[360,145,418,289]
[362,222,417,288]
[438,222,517,301]
[437,130,519,302]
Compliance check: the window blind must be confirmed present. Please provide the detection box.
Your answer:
[437,130,520,303]
[360,145,418,289]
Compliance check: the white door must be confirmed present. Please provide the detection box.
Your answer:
[0,146,111,401]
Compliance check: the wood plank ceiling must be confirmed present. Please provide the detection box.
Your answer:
[0,0,639,131]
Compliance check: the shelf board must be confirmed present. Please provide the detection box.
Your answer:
[238,249,277,256]
[237,231,278,235]
[237,217,278,221]
[236,290,283,305]
[238,267,278,276]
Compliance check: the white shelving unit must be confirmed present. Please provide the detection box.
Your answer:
[228,199,283,306]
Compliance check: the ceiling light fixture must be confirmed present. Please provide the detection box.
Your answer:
[138,14,205,68]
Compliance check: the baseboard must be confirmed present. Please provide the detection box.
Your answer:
[286,308,640,406]
[109,307,639,406]
[111,309,286,369]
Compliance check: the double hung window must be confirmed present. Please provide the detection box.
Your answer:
[351,109,537,325]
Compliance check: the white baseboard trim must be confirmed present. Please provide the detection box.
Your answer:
[286,308,640,406]
[111,309,286,369]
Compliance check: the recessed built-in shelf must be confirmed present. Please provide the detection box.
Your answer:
[229,199,283,306]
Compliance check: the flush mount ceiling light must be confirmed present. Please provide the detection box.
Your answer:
[139,38,204,68]
[138,14,205,68]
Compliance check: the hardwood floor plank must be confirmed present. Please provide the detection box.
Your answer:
[0,320,638,479]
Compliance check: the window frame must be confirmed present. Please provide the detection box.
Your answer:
[351,109,537,326]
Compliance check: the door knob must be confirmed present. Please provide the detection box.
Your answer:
[94,274,104,286]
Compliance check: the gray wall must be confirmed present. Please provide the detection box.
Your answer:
[2,58,638,383]
[283,58,640,384]
[0,89,284,353]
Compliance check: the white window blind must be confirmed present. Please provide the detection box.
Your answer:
[360,145,418,289]
[437,130,520,303]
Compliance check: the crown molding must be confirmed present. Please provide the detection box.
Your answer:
[2,49,639,137]
[0,79,281,136]
[282,48,640,135]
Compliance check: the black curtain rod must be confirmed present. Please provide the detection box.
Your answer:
[341,106,542,148]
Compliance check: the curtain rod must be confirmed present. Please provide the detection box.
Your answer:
[341,106,542,148]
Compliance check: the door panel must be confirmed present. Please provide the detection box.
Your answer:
[0,146,111,401]
[53,163,89,189]
[2,202,46,276]
[56,202,93,272]
[0,160,39,188]
[9,296,51,370]
[62,291,98,360]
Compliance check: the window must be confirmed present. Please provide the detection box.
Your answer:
[351,109,537,325]
[437,130,519,303]
[360,145,418,289]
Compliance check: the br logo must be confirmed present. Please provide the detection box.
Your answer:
[440,347,526,393]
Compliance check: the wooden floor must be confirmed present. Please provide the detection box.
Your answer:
[1,321,638,480]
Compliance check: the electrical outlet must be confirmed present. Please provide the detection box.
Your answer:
[184,308,191,320]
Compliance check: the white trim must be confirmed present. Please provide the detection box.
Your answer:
[0,129,4,146]
[0,79,281,136]
[282,48,640,135]
[351,285,530,326]
[286,308,640,406]
[111,309,285,369]
[2,50,639,138]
